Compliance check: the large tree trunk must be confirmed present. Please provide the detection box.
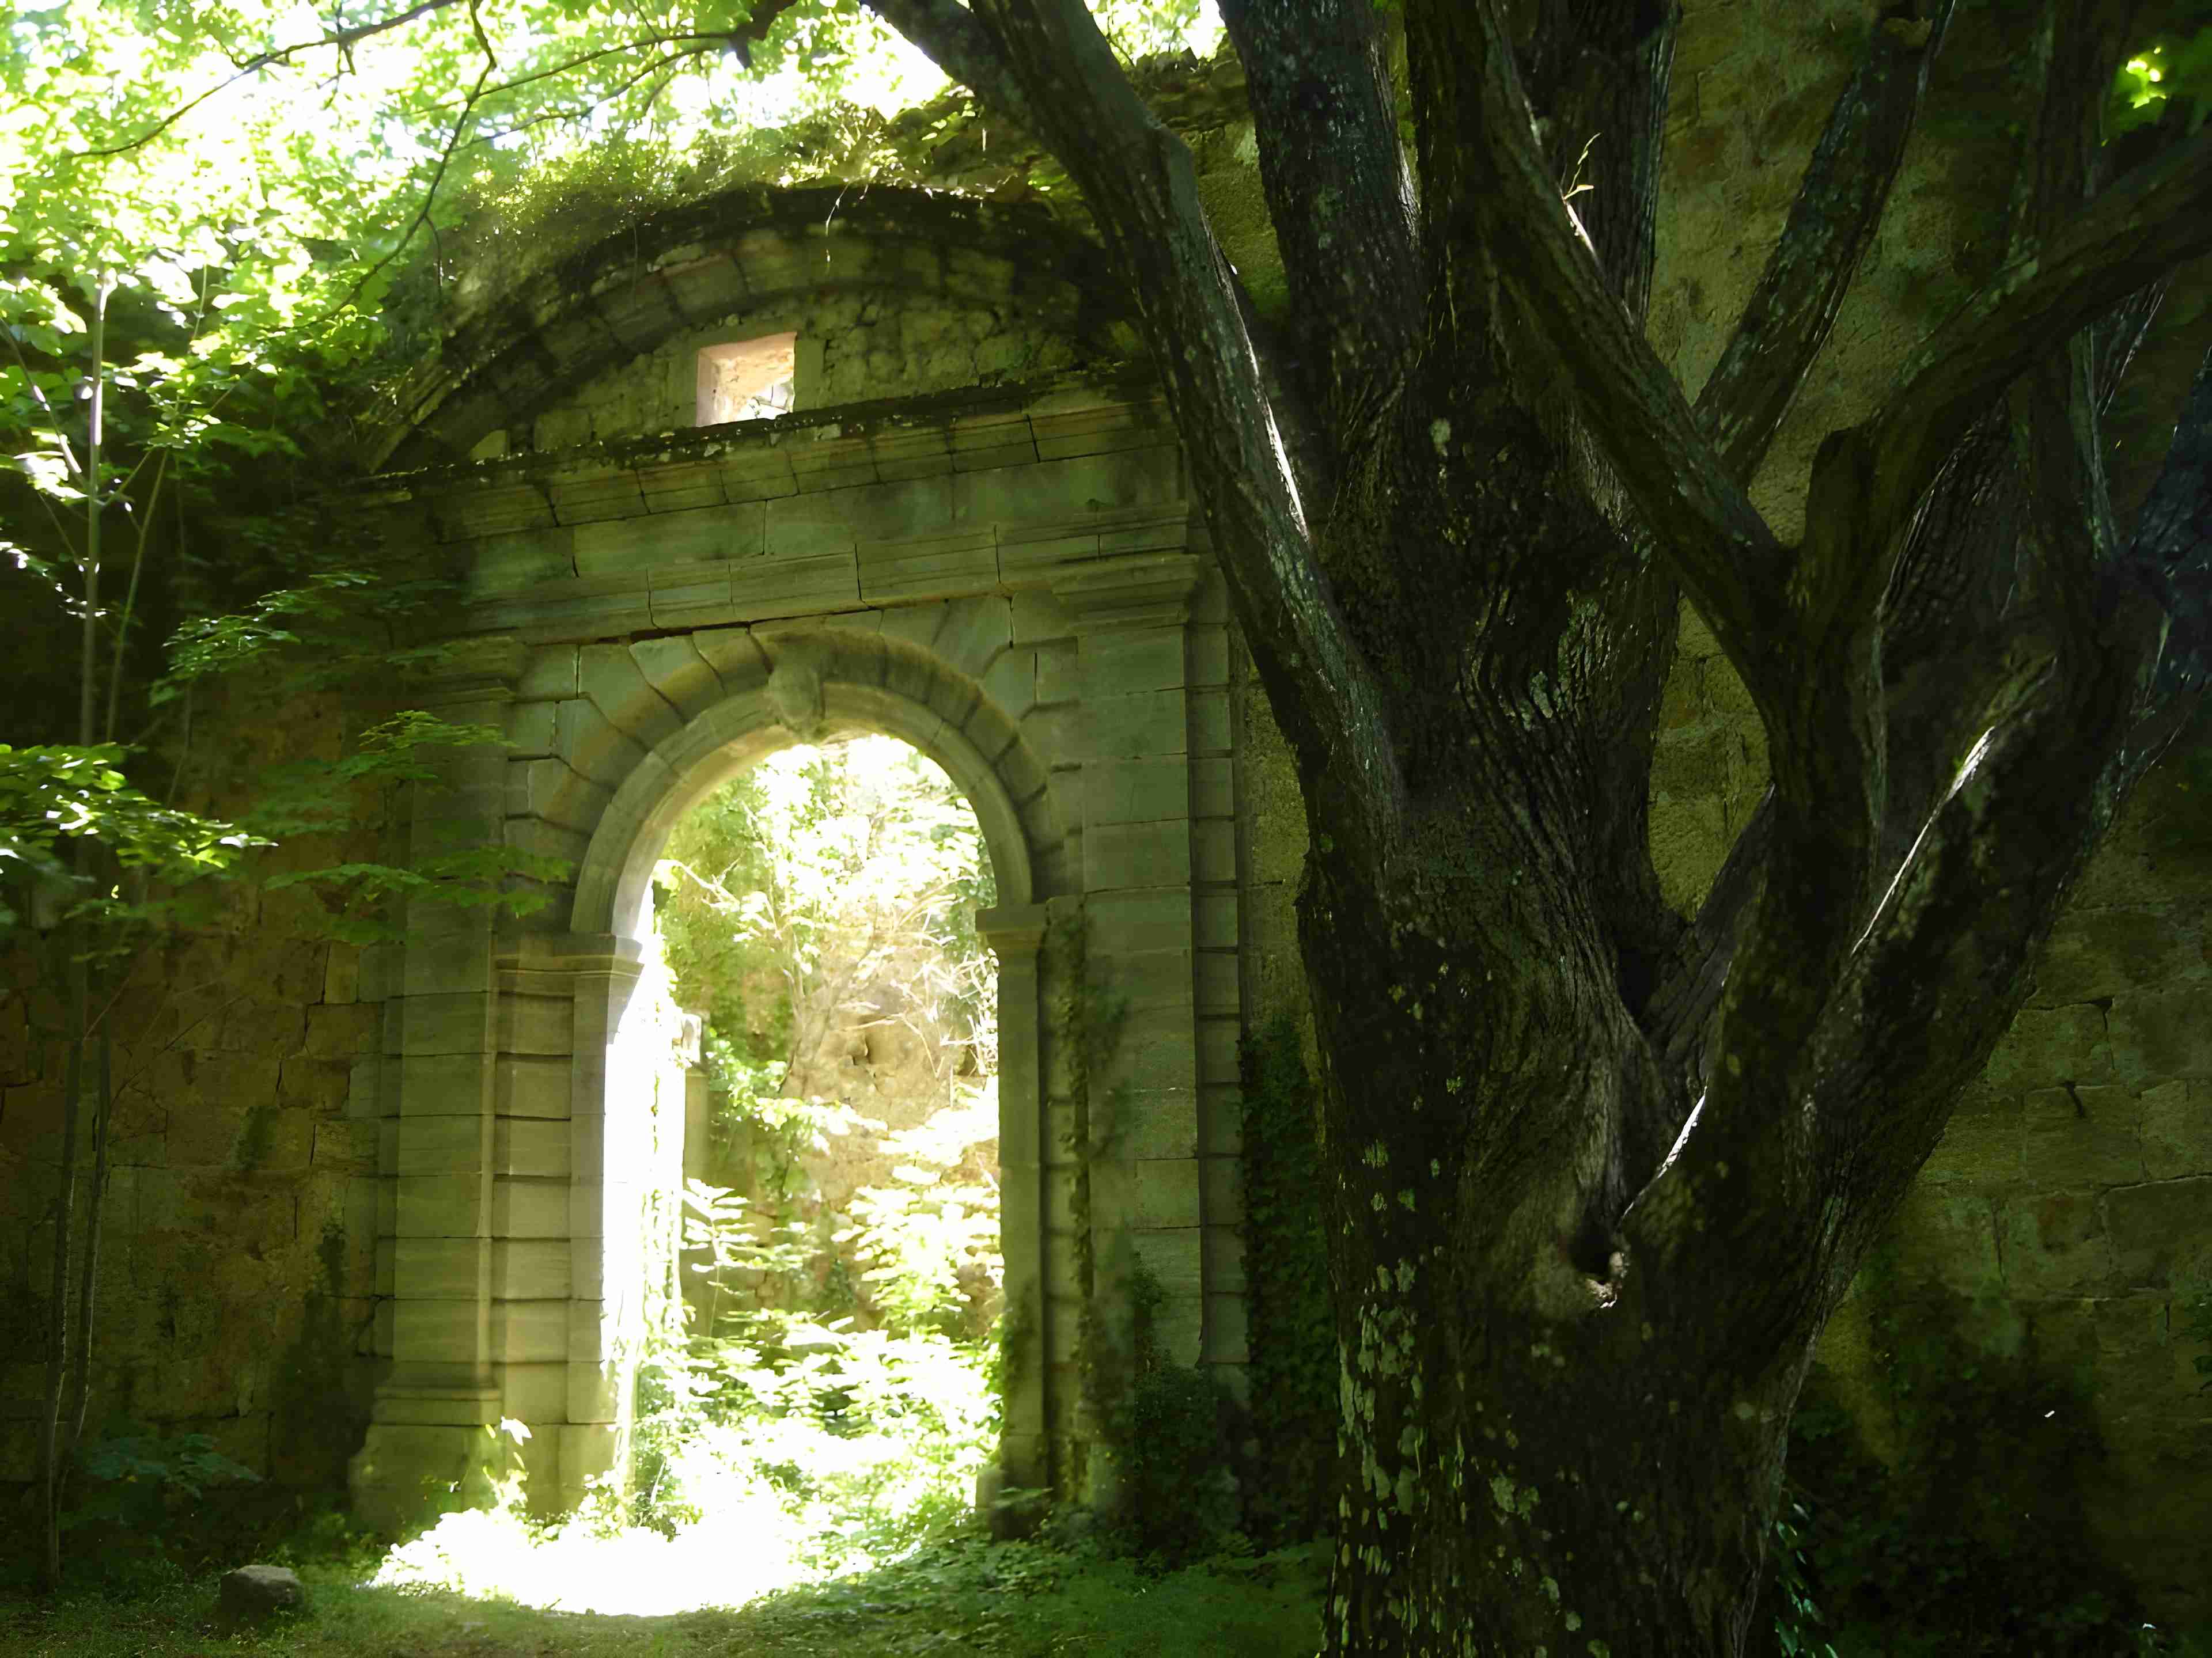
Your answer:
[1299,813,1805,1655]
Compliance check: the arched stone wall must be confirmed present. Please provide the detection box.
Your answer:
[552,636,1061,1511]
[369,185,1139,473]
[345,381,1253,1533]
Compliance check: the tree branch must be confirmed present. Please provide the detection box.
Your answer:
[1456,0,1791,693]
[68,0,464,161]
[1859,119,2212,571]
[871,0,1401,840]
[859,0,1040,134]
[1515,1,1680,324]
[1695,2,1958,482]
[1215,0,1420,430]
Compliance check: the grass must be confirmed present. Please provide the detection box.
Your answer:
[0,1534,1329,1658]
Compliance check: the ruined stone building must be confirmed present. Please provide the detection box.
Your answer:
[2,9,2207,1625]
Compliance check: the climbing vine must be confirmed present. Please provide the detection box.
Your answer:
[1234,1013,1334,1547]
[1775,1262,2157,1657]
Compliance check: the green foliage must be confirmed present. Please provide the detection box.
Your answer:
[37,1423,263,1592]
[1774,1285,2154,1658]
[1092,1262,1238,1568]
[1234,1014,1334,1548]
[0,741,265,931]
[2110,5,2212,137]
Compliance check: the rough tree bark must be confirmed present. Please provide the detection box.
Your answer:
[860,0,2212,1652]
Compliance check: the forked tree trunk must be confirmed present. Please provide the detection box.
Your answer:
[1299,829,1804,1657]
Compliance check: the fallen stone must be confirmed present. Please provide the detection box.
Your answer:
[215,1564,306,1630]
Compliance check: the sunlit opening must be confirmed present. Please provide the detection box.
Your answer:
[698,332,799,425]
[373,735,1001,1614]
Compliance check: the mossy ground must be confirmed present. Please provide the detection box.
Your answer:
[0,1536,1328,1658]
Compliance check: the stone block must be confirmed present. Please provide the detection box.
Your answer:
[324,947,361,1007]
[494,1239,571,1300]
[495,1056,571,1119]
[1998,1190,2118,1297]
[692,626,769,689]
[579,643,683,749]
[1919,1091,2024,1185]
[1202,1224,1247,1295]
[730,550,860,620]
[305,1004,378,1060]
[1084,756,1190,828]
[2029,909,2201,1006]
[574,503,757,575]
[395,1053,492,1117]
[1110,1086,1200,1160]
[492,1300,568,1363]
[495,1118,571,1178]
[1885,1185,2002,1297]
[1012,589,1070,647]
[1085,888,1194,957]
[397,1115,488,1177]
[391,1296,480,1366]
[1190,624,1230,689]
[1082,627,1188,695]
[1084,689,1187,761]
[517,647,579,701]
[1190,688,1231,755]
[393,1236,489,1299]
[1205,1291,1249,1364]
[279,1055,354,1115]
[629,635,724,719]
[1195,891,1238,951]
[396,995,492,1057]
[1982,1003,2111,1093]
[930,594,1013,681]
[955,449,1179,528]
[396,1173,487,1238]
[553,698,649,790]
[313,1117,378,1170]
[2110,985,2212,1084]
[980,647,1037,724]
[468,531,574,595]
[215,998,306,1057]
[2138,1079,2212,1178]
[1084,821,1191,891]
[1196,950,1241,1017]
[1128,1223,1206,1303]
[493,1177,570,1238]
[501,1361,569,1423]
[1199,1155,1242,1226]
[1192,818,1237,886]
[857,529,996,606]
[1134,1158,1203,1228]
[650,563,736,629]
[2023,1085,2147,1186]
[2105,1177,2212,1288]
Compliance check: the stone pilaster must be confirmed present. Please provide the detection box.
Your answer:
[1051,552,1207,1508]
[978,901,1051,1513]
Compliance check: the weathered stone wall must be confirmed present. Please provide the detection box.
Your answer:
[521,293,1088,456]
[0,680,387,1498]
[1653,627,2212,1622]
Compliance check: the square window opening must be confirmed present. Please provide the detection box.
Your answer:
[697,332,798,424]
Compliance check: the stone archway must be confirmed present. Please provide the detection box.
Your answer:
[552,632,1055,1513]
[344,382,1254,1534]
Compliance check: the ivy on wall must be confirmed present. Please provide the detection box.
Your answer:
[1234,1014,1333,1549]
[1777,1265,2155,1657]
